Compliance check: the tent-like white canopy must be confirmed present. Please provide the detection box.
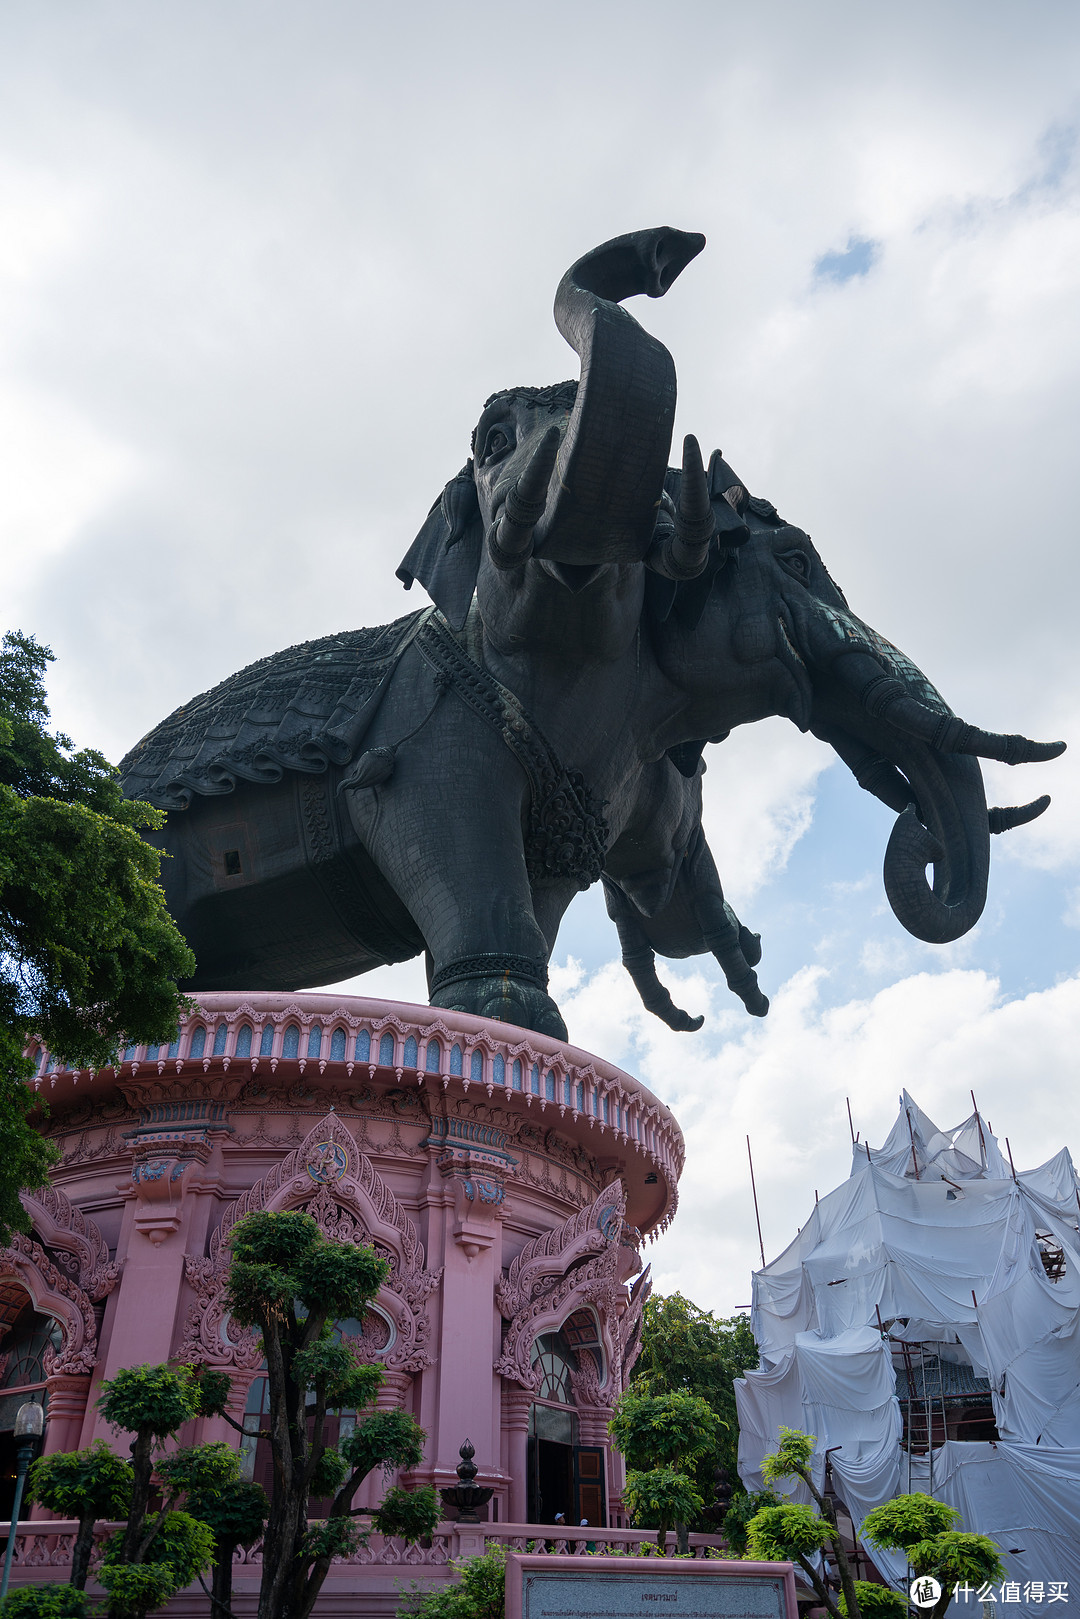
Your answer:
[735,1093,1080,1601]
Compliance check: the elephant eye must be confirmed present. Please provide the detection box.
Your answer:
[480,426,514,465]
[778,549,812,583]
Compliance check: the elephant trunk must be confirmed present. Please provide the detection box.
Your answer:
[533,227,706,565]
[880,744,990,943]
[817,649,1064,944]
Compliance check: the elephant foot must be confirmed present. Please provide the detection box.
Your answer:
[429,953,569,1041]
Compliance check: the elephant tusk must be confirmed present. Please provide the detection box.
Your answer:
[648,435,721,581]
[835,652,1067,766]
[488,426,561,569]
[988,795,1051,833]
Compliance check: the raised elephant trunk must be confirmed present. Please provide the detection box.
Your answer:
[532,227,706,564]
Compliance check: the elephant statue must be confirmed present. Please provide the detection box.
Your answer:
[120,227,1064,1041]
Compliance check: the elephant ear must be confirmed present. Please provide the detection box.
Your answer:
[396,464,484,632]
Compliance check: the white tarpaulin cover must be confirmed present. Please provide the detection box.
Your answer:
[735,1094,1080,1602]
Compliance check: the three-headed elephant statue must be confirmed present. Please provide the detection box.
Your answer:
[120,227,1064,1040]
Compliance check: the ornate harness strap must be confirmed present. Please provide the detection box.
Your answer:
[416,612,608,890]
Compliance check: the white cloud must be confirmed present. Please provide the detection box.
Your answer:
[551,956,1080,1316]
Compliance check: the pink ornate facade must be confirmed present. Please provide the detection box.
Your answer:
[6,993,685,1565]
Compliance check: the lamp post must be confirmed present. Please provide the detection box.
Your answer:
[0,1401,45,1601]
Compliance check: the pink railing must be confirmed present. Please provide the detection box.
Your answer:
[0,1519,728,1576]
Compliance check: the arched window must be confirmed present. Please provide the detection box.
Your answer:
[493,1053,505,1088]
[470,1050,484,1084]
[530,1063,540,1096]
[330,1027,347,1062]
[212,1024,228,1057]
[449,1044,463,1076]
[189,1026,207,1059]
[307,1025,323,1060]
[282,1025,300,1060]
[545,1071,556,1101]
[355,1029,371,1062]
[235,1025,253,1059]
[425,1039,440,1072]
[168,1031,181,1058]
[531,1331,577,1405]
[379,1032,395,1067]
[1,1307,61,1392]
[512,1059,522,1091]
[576,1081,584,1113]
[259,1024,275,1057]
[403,1036,417,1068]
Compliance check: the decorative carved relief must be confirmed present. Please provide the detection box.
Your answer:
[494,1181,645,1398]
[181,1111,441,1374]
[0,1235,98,1375]
[19,1186,121,1299]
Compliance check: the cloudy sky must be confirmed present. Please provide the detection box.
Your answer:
[4,1,1080,1313]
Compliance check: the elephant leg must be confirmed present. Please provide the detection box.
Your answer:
[343,699,569,1040]
[683,829,768,1016]
[602,878,705,1032]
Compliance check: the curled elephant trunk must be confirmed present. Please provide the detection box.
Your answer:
[819,651,1065,943]
[532,226,706,565]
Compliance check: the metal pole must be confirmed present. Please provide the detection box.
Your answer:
[747,1136,766,1268]
[970,1090,987,1169]
[1005,1138,1018,1183]
[846,1098,855,1144]
[0,1447,31,1601]
[905,1107,921,1179]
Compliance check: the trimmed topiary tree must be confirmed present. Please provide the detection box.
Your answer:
[26,1441,132,1589]
[0,1586,89,1619]
[861,1495,1005,1619]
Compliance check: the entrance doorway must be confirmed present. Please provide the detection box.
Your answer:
[526,1405,607,1528]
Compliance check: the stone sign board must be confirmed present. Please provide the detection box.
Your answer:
[505,1554,798,1619]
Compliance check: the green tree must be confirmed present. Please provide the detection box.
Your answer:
[0,630,194,1243]
[629,1293,758,1526]
[861,1496,1006,1619]
[157,1441,269,1619]
[609,1390,718,1552]
[746,1503,840,1613]
[839,1584,906,1619]
[96,1362,233,1618]
[97,1512,215,1619]
[397,1543,506,1619]
[224,1209,440,1619]
[0,1585,89,1618]
[758,1428,860,1619]
[26,1440,133,1589]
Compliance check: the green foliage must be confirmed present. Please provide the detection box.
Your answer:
[291,1336,384,1407]
[609,1390,719,1472]
[624,1467,704,1539]
[27,1440,132,1519]
[0,630,195,1078]
[191,1369,232,1418]
[839,1583,906,1619]
[860,1494,960,1549]
[907,1530,1004,1585]
[156,1441,242,1503]
[397,1544,506,1619]
[341,1408,427,1482]
[302,1515,363,1561]
[745,1502,833,1561]
[0,1585,89,1619]
[760,1426,817,1487]
[225,1210,391,1331]
[632,1294,757,1474]
[97,1563,178,1619]
[308,1445,350,1498]
[372,1485,440,1542]
[189,1478,269,1546]
[98,1363,201,1438]
[861,1495,1004,1590]
[720,1489,780,1556]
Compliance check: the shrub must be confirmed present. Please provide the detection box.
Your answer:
[0,1587,89,1619]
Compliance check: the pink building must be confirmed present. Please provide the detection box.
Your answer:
[2,993,689,1603]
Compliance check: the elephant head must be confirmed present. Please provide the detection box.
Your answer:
[663,475,1065,947]
[397,226,717,627]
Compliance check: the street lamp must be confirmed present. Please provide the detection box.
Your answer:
[0,1402,45,1601]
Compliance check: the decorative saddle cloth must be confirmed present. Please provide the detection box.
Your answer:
[119,610,427,810]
